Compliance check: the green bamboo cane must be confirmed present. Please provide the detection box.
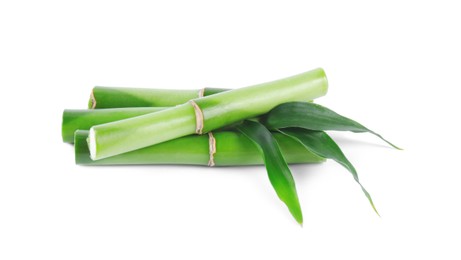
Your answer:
[88,87,315,109]
[88,68,328,160]
[62,107,165,143]
[75,130,324,166]
[89,87,227,109]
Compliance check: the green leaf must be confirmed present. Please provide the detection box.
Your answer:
[262,102,401,150]
[236,120,303,225]
[280,128,379,215]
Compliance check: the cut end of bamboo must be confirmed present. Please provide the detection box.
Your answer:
[88,88,97,109]
[315,67,329,96]
[88,127,97,160]
[61,110,68,143]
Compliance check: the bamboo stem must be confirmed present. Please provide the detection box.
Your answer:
[62,107,165,143]
[75,130,325,166]
[89,87,228,108]
[88,104,196,160]
[88,68,328,160]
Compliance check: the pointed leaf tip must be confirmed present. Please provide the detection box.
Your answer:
[369,131,402,150]
[280,128,379,215]
[263,102,401,150]
[236,120,303,225]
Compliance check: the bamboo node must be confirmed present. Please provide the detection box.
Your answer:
[189,100,204,134]
[208,132,216,166]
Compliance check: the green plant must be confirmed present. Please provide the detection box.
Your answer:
[62,68,398,225]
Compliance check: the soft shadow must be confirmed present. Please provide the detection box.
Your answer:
[288,163,325,185]
[75,163,268,178]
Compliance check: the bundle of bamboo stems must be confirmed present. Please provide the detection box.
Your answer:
[62,68,398,225]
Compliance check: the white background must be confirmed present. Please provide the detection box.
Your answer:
[1,1,460,259]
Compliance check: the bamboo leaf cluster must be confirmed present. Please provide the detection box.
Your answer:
[62,68,398,225]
